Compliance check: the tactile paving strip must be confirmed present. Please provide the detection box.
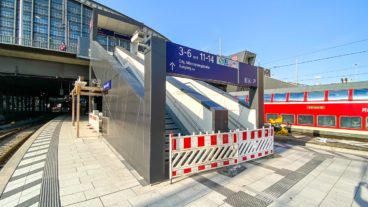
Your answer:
[189,147,330,207]
[193,175,234,197]
[0,119,63,207]
[225,191,271,207]
[39,119,63,207]
[262,156,328,199]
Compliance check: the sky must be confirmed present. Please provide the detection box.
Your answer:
[97,0,368,85]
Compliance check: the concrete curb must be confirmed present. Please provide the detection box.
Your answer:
[275,136,368,157]
[305,143,368,157]
[0,121,50,195]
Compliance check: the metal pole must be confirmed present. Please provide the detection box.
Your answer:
[107,36,109,51]
[72,93,75,126]
[0,95,3,114]
[76,85,81,138]
[80,4,83,35]
[295,59,298,85]
[67,20,70,47]
[5,96,10,112]
[89,63,92,112]
[31,0,34,46]
[16,96,20,112]
[219,37,222,56]
[12,0,19,45]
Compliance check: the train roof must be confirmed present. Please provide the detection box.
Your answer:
[266,81,368,94]
[230,81,368,96]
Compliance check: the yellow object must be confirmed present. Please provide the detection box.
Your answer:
[269,116,283,125]
[277,127,289,136]
[268,116,289,136]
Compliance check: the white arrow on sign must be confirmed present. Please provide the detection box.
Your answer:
[170,62,176,71]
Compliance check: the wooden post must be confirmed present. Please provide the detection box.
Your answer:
[76,85,81,138]
[72,93,75,126]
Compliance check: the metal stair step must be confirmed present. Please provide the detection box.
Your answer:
[165,124,178,130]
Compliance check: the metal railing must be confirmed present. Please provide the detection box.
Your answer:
[0,35,77,54]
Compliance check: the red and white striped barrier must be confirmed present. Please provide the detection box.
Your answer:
[88,113,100,135]
[237,127,274,162]
[169,127,274,182]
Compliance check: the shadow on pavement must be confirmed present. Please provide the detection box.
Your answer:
[354,181,368,207]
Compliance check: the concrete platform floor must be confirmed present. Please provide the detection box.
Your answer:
[0,117,367,207]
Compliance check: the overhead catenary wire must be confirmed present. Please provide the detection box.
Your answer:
[277,65,368,81]
[263,38,368,65]
[271,49,368,69]
[288,71,368,82]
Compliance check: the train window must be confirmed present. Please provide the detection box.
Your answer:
[264,94,271,102]
[298,115,314,125]
[340,117,362,129]
[353,89,368,100]
[307,91,324,101]
[328,90,348,101]
[273,93,286,102]
[317,116,336,127]
[266,114,278,121]
[282,114,295,124]
[289,92,304,102]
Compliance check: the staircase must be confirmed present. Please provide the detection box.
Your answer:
[164,111,183,178]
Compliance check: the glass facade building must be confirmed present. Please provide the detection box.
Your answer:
[95,28,130,52]
[0,0,16,38]
[0,0,127,53]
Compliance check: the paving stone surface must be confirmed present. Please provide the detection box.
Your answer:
[0,117,367,207]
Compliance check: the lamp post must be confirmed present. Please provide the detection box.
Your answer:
[66,20,70,48]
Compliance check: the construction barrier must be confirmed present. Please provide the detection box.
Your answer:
[88,113,100,134]
[169,127,274,182]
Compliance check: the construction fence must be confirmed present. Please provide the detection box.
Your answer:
[169,127,274,181]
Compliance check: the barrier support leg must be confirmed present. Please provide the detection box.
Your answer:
[169,133,173,184]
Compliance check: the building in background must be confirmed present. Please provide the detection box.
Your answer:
[0,0,164,53]
[0,0,165,124]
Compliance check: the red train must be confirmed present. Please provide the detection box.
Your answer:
[233,81,368,139]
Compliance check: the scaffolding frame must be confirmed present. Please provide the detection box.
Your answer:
[70,82,102,137]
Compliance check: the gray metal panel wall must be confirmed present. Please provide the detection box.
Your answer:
[90,41,146,181]
[90,38,166,183]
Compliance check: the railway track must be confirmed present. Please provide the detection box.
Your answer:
[0,117,52,169]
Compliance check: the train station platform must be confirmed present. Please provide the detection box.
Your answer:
[0,117,367,207]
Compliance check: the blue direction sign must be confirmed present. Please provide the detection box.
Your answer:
[103,80,112,91]
[166,42,258,87]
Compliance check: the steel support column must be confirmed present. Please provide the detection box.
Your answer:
[16,96,20,112]
[32,96,35,112]
[143,36,167,183]
[12,96,15,112]
[0,95,3,113]
[6,96,10,112]
[249,67,265,128]
[26,96,29,112]
[22,96,25,112]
